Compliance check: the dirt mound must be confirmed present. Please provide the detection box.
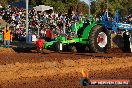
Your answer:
[0,47,15,54]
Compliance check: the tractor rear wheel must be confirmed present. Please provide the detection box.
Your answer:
[89,25,111,53]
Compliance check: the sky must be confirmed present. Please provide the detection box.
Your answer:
[80,0,90,5]
[80,0,97,5]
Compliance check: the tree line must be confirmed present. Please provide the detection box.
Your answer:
[0,0,131,16]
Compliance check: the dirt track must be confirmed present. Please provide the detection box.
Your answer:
[0,47,131,88]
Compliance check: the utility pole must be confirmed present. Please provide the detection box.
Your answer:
[88,3,91,15]
[88,0,91,15]
[88,0,97,15]
[26,0,29,43]
[106,0,108,17]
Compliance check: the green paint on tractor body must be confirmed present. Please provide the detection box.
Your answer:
[44,14,98,51]
[44,41,56,50]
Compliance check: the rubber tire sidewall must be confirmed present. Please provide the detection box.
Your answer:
[55,42,63,52]
[89,25,111,53]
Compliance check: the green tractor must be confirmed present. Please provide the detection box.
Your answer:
[44,14,111,53]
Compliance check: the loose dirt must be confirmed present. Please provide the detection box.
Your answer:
[0,48,131,88]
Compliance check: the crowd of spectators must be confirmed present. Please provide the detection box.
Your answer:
[0,6,84,42]
[1,6,131,43]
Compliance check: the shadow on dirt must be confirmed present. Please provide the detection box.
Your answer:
[75,53,113,59]
[12,46,37,53]
[9,41,37,53]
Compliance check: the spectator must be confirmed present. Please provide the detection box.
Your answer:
[32,33,37,43]
[3,24,11,48]
[40,29,45,37]
[10,32,13,43]
[36,36,45,52]
[45,27,52,42]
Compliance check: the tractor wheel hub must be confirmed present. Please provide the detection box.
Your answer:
[97,32,107,48]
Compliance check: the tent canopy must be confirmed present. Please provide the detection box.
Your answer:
[34,5,53,12]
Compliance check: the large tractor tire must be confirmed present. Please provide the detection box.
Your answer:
[89,25,111,53]
[55,42,63,52]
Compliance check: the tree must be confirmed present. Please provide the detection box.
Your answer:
[53,1,66,13]
[0,0,8,8]
[77,1,89,14]
[1,0,131,16]
[95,0,132,16]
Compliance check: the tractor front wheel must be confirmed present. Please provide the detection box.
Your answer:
[56,42,63,52]
[89,25,111,53]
